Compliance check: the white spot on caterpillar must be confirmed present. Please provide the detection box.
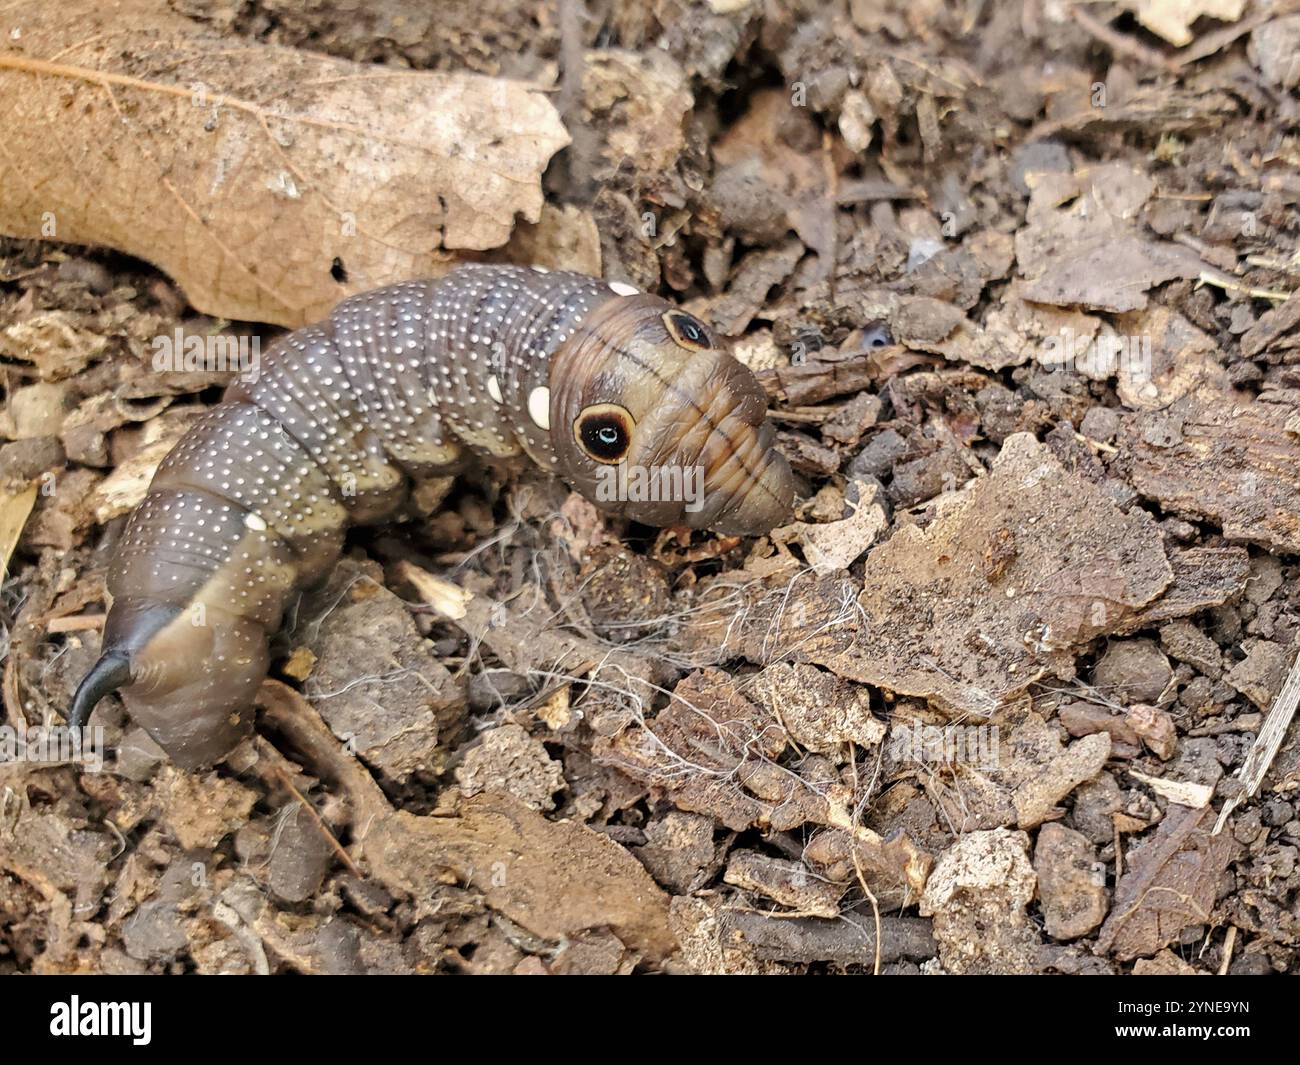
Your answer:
[609,281,639,297]
[244,512,267,531]
[487,375,503,404]
[528,386,551,431]
[530,265,550,274]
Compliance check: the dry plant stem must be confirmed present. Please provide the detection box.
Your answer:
[270,764,363,878]
[1197,271,1291,302]
[3,653,27,730]
[848,740,883,976]
[1214,640,1300,834]
[1218,925,1237,974]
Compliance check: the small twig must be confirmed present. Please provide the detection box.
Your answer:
[270,764,363,878]
[1244,253,1300,277]
[1069,5,1178,72]
[3,652,27,730]
[1075,430,1118,455]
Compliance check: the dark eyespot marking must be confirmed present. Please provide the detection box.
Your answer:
[574,403,635,464]
[663,311,712,351]
[863,322,893,349]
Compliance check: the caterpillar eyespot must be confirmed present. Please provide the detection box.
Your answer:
[663,311,712,351]
[574,403,635,464]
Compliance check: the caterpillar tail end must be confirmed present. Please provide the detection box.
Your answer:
[68,651,132,731]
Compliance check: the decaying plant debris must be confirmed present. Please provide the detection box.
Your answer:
[3,0,1300,975]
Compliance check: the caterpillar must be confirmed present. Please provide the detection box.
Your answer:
[69,265,795,768]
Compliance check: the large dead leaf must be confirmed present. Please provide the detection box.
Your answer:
[0,0,569,326]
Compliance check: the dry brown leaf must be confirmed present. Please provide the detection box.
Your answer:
[1096,805,1238,961]
[748,662,885,754]
[1014,733,1113,829]
[1019,237,1204,314]
[0,0,569,327]
[771,479,888,575]
[0,483,38,577]
[1116,546,1249,631]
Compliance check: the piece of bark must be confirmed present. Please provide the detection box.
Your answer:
[721,910,936,966]
[1117,547,1249,631]
[723,851,843,917]
[1240,290,1300,357]
[1014,733,1112,829]
[1226,640,1289,710]
[1123,387,1300,555]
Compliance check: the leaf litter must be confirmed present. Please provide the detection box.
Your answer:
[2,0,1300,975]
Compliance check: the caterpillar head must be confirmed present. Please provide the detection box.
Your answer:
[550,293,794,535]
